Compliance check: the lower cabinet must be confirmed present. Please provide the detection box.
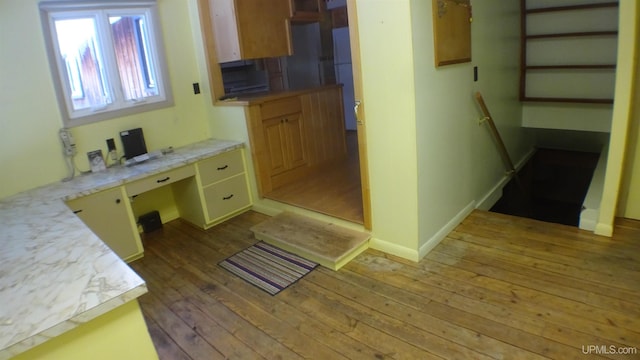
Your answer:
[66,187,143,262]
[175,148,253,229]
[246,85,346,196]
[202,174,251,221]
[262,111,307,177]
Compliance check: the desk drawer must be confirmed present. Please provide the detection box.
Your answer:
[203,174,251,221]
[198,150,244,186]
[125,165,195,196]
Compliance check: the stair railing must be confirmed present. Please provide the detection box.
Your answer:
[474,92,517,178]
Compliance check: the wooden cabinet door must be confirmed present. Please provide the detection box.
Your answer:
[282,112,307,169]
[66,187,142,262]
[235,0,292,60]
[263,116,289,176]
[262,112,307,176]
[211,0,292,62]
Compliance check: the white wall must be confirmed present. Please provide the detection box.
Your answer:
[411,0,532,257]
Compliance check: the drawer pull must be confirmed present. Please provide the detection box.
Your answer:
[156,177,170,183]
[217,165,229,171]
[222,194,234,200]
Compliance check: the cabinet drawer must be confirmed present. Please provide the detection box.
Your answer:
[125,165,195,196]
[260,96,301,119]
[198,150,244,186]
[203,174,251,221]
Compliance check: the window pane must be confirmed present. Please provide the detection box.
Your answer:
[54,18,111,110]
[109,14,159,101]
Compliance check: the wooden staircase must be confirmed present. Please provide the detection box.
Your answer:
[250,211,370,270]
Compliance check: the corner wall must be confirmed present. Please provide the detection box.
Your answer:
[597,0,639,235]
[411,0,533,256]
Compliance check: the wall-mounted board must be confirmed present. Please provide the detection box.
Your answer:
[432,0,472,67]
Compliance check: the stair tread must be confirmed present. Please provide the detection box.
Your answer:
[250,212,370,268]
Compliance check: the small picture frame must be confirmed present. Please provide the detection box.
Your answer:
[87,150,107,172]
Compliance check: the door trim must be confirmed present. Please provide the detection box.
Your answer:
[347,0,372,230]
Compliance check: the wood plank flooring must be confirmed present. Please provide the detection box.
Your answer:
[130,210,640,360]
[264,130,364,224]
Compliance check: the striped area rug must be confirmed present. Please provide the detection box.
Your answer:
[219,242,318,295]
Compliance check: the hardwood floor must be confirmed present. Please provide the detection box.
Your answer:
[130,210,640,360]
[264,130,364,224]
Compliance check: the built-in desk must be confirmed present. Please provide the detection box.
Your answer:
[65,141,252,262]
[0,138,250,359]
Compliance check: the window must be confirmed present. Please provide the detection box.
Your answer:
[40,1,172,126]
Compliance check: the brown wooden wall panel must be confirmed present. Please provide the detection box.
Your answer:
[300,86,347,166]
[432,0,472,67]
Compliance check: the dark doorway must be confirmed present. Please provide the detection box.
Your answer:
[491,148,600,227]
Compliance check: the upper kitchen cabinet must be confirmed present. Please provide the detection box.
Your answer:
[290,0,322,23]
[206,0,293,62]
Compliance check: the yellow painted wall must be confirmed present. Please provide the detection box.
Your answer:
[411,0,531,255]
[0,0,210,199]
[619,6,640,221]
[352,0,420,257]
[597,1,639,235]
[12,301,158,360]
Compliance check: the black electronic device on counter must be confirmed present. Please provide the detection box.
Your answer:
[120,128,148,160]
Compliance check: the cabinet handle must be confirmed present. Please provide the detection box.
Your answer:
[217,165,228,171]
[222,194,234,200]
[156,177,170,183]
[73,209,83,214]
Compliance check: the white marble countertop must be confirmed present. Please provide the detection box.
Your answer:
[0,138,244,359]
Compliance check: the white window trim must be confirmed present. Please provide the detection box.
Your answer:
[40,0,173,127]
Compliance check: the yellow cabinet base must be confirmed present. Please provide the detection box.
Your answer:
[13,301,158,360]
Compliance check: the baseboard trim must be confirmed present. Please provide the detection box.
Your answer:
[368,237,420,262]
[595,222,613,237]
[476,148,536,211]
[418,201,475,260]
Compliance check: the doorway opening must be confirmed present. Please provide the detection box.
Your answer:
[263,0,366,225]
[491,148,600,227]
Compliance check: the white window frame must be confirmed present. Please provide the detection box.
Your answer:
[40,0,173,127]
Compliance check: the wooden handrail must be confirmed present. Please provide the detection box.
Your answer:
[474,92,517,176]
